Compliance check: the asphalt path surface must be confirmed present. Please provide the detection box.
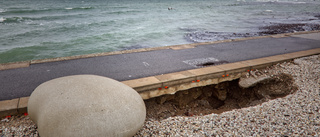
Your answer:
[1,34,320,101]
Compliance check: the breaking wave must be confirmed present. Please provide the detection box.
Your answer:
[5,7,94,14]
[0,17,6,23]
[64,7,94,10]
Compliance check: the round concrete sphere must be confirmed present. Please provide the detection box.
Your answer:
[28,75,146,137]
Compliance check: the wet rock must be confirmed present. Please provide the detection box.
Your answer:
[184,23,320,43]
[259,23,320,35]
[185,31,259,42]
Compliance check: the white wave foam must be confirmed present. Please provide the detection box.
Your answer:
[0,8,6,13]
[0,17,6,22]
[65,7,92,10]
[256,0,279,2]
[280,1,307,4]
[256,0,307,4]
[80,7,91,9]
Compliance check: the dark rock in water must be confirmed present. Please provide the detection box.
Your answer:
[184,23,320,43]
[259,23,320,35]
[314,14,320,19]
[185,31,259,43]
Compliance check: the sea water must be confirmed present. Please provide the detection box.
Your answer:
[0,0,319,63]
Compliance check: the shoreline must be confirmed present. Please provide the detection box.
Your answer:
[1,0,320,64]
[1,29,319,69]
[185,23,320,43]
[1,23,320,65]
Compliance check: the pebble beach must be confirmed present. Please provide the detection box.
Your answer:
[1,54,320,136]
[135,54,320,136]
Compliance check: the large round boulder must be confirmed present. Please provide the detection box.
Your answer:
[28,75,146,137]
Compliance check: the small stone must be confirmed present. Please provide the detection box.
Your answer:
[239,75,271,88]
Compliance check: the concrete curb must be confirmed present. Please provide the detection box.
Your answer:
[1,49,319,118]
[1,30,319,70]
[0,97,29,118]
[133,49,320,99]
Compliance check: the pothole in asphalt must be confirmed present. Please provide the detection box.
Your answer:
[183,57,228,68]
[144,73,297,120]
[196,61,229,67]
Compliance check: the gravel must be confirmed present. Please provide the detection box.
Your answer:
[135,54,320,136]
[1,54,319,136]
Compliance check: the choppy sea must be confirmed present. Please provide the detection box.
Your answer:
[0,0,319,63]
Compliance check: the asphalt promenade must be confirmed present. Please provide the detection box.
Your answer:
[1,32,320,101]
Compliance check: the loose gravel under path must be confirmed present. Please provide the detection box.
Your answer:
[1,55,319,136]
[135,54,320,136]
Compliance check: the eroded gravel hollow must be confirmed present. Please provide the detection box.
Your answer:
[136,54,320,136]
[1,54,319,136]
